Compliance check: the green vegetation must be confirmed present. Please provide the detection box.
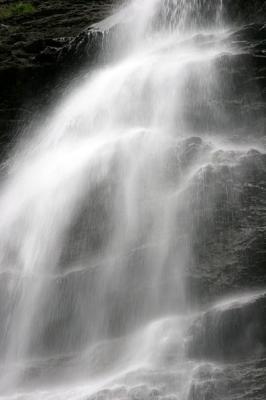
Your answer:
[0,2,36,20]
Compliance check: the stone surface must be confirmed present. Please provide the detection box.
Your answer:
[0,2,265,157]
[187,292,266,361]
[188,358,266,400]
[0,0,118,157]
[222,0,266,24]
[186,146,266,304]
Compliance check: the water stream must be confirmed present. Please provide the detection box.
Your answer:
[0,1,264,399]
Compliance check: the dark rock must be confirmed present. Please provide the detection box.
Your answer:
[188,358,266,400]
[0,4,265,157]
[187,292,266,361]
[35,45,60,63]
[180,23,266,136]
[177,137,210,169]
[222,0,266,24]
[227,359,266,399]
[185,148,266,304]
[0,0,117,158]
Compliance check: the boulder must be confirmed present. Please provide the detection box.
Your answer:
[187,292,266,361]
[185,148,266,304]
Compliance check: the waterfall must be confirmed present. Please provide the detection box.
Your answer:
[0,1,263,399]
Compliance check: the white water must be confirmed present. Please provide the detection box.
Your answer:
[0,1,263,399]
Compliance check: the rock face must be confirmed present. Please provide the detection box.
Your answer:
[0,0,116,68]
[187,293,266,400]
[180,136,266,400]
[186,147,266,304]
[188,292,266,361]
[222,0,266,24]
[215,25,266,137]
[0,0,265,155]
[188,358,266,400]
[0,1,265,399]
[0,0,117,156]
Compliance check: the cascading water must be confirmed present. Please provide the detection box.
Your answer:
[0,0,264,399]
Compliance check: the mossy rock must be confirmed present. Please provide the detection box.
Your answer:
[0,1,36,20]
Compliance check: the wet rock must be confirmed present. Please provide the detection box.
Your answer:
[0,0,116,157]
[222,0,266,24]
[128,385,150,400]
[181,23,266,136]
[148,388,161,399]
[187,292,266,361]
[0,5,265,156]
[89,389,113,400]
[177,137,210,169]
[55,29,108,66]
[188,359,266,400]
[186,148,266,304]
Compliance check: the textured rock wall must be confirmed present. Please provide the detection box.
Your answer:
[0,0,265,156]
[0,0,118,156]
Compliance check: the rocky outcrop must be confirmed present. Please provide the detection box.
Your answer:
[182,24,266,138]
[0,0,117,157]
[0,1,265,157]
[187,292,266,400]
[186,146,266,304]
[215,24,266,137]
[188,358,266,400]
[0,0,116,68]
[188,292,266,361]
[222,0,266,24]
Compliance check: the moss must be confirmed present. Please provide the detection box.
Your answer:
[0,2,36,20]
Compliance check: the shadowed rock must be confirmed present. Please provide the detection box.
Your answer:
[187,292,266,362]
